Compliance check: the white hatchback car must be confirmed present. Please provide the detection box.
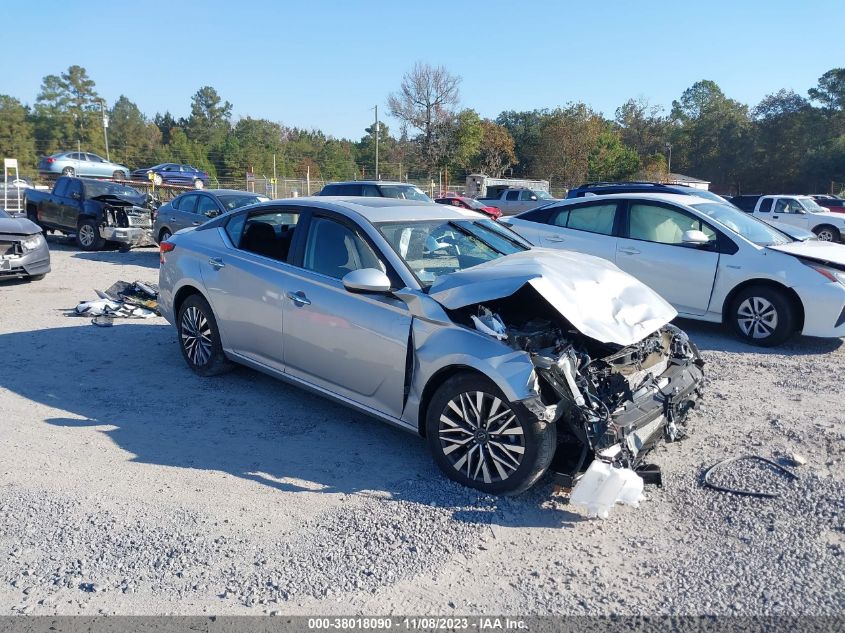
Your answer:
[507,193,845,346]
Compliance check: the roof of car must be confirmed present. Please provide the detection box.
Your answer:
[279,196,473,223]
[323,180,414,187]
[190,189,262,196]
[553,192,712,206]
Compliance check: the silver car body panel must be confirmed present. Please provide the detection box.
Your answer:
[0,216,51,279]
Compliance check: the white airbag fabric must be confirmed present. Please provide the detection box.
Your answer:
[427,249,677,346]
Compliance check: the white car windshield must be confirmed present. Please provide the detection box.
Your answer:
[534,190,554,200]
[690,202,792,246]
[378,219,528,286]
[798,197,828,212]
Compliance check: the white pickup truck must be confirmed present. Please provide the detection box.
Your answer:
[752,195,845,242]
[476,187,557,215]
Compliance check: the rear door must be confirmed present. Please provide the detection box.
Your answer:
[614,200,719,315]
[534,200,621,262]
[200,206,303,372]
[281,211,411,419]
[171,193,199,233]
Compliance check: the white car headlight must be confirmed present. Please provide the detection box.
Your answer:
[21,234,45,253]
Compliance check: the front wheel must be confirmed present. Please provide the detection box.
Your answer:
[177,294,232,376]
[76,218,105,251]
[112,170,126,181]
[425,373,556,495]
[813,225,840,242]
[729,285,796,347]
[62,167,75,176]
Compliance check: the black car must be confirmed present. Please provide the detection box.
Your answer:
[567,182,730,204]
[727,194,764,213]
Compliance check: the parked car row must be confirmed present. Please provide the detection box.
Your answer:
[38,152,209,189]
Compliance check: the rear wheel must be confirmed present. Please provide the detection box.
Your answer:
[813,225,840,242]
[194,179,204,189]
[112,170,126,181]
[62,167,75,177]
[76,218,105,251]
[425,373,555,495]
[152,173,163,186]
[177,294,232,376]
[158,228,172,243]
[729,285,796,347]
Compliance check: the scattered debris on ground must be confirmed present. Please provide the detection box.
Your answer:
[71,280,159,324]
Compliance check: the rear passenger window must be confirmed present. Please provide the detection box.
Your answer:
[361,184,381,196]
[758,199,773,212]
[551,208,570,227]
[506,191,519,201]
[237,210,300,262]
[566,204,617,235]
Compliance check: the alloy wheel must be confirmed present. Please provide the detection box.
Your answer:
[737,296,779,339]
[181,306,213,366]
[438,391,525,484]
[78,224,96,247]
[817,229,835,242]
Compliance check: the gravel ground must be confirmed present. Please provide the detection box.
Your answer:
[0,239,843,616]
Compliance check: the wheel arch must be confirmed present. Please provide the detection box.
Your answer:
[417,364,492,437]
[812,223,841,240]
[721,278,805,332]
[172,284,207,322]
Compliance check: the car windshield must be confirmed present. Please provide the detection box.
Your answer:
[83,180,144,201]
[533,190,554,200]
[461,197,487,210]
[377,218,528,286]
[217,194,270,211]
[689,202,792,246]
[378,185,431,202]
[683,189,728,203]
[798,197,828,212]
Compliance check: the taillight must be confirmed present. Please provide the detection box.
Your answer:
[45,157,55,164]
[159,240,175,264]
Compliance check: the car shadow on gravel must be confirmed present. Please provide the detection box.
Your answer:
[674,318,843,356]
[0,322,579,529]
[72,248,160,270]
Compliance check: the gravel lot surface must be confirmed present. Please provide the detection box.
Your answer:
[0,239,843,616]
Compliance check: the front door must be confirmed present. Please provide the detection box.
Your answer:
[282,213,411,419]
[771,198,810,229]
[615,201,719,315]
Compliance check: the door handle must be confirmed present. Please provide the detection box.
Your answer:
[545,235,566,243]
[169,217,177,221]
[208,257,225,270]
[287,291,311,306]
[618,247,641,255]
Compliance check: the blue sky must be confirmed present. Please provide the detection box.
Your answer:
[6,0,842,139]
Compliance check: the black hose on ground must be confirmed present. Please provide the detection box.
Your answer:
[703,455,798,498]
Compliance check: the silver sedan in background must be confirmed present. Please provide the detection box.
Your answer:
[158,198,704,494]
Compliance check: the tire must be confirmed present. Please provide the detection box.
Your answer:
[813,225,840,242]
[194,179,204,189]
[153,174,163,186]
[76,218,105,251]
[62,167,75,176]
[729,285,796,347]
[177,294,232,376]
[112,170,126,181]
[425,373,556,495]
[158,228,172,243]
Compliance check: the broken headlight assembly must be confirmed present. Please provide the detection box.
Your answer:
[21,234,45,253]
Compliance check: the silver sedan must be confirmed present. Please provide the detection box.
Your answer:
[158,198,704,495]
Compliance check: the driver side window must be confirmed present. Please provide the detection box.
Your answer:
[628,203,715,245]
[303,217,384,280]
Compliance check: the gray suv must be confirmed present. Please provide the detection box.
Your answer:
[318,180,431,201]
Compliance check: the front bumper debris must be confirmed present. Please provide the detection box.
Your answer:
[100,226,155,247]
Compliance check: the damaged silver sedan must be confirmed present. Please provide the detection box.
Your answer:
[158,199,704,495]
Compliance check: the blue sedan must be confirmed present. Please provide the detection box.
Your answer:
[131,163,209,188]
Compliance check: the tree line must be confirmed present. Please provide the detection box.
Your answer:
[1,64,844,193]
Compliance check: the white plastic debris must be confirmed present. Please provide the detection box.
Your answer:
[75,298,122,316]
[471,308,507,341]
[569,461,645,519]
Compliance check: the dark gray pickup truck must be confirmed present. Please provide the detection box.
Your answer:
[25,176,157,250]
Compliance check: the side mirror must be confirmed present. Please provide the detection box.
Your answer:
[342,268,392,294]
[530,195,538,201]
[682,229,712,246]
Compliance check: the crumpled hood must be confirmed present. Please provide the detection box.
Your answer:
[428,249,677,346]
[768,240,845,268]
[0,216,41,236]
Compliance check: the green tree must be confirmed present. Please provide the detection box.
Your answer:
[186,86,232,147]
[109,96,162,168]
[495,109,546,177]
[808,68,845,111]
[475,120,516,177]
[588,128,641,181]
[448,109,483,172]
[0,95,37,170]
[614,97,670,160]
[33,65,103,153]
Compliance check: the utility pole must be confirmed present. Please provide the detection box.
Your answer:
[100,100,110,161]
[373,105,379,180]
[665,143,672,178]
